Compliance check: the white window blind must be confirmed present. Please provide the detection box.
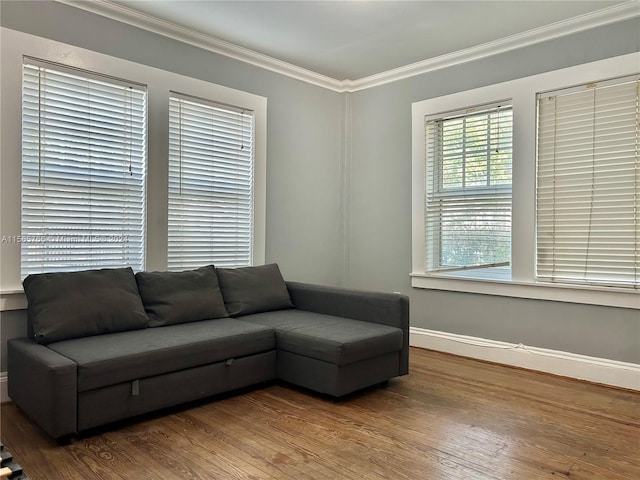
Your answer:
[425,103,512,277]
[537,76,640,289]
[168,94,254,270]
[21,61,147,277]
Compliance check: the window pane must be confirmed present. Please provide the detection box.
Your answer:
[536,77,639,289]
[425,105,512,274]
[21,62,147,277]
[439,194,512,268]
[167,95,254,270]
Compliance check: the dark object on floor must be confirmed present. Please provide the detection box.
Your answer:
[0,443,30,480]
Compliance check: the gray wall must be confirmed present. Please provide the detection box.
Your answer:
[346,18,640,363]
[1,1,638,370]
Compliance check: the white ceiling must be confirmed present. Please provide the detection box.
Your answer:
[111,0,627,81]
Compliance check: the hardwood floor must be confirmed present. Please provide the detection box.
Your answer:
[1,347,638,480]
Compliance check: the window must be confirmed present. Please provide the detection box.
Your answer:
[167,94,255,270]
[425,103,512,279]
[536,76,639,289]
[412,53,638,308]
[21,60,146,277]
[2,31,267,308]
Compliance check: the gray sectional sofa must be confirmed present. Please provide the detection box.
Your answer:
[8,264,409,441]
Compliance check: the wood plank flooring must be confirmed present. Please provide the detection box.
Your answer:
[1,347,638,479]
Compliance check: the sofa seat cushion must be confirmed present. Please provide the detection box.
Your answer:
[47,319,275,392]
[239,310,403,366]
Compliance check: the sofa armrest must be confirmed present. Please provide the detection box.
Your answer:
[8,338,77,440]
[286,282,409,375]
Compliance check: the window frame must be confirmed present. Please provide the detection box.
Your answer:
[411,52,640,309]
[20,59,148,277]
[535,75,639,290]
[425,102,513,277]
[166,93,257,270]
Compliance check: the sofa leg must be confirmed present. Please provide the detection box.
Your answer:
[56,434,73,446]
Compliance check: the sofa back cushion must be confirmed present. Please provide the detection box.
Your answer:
[23,267,148,345]
[135,265,228,327]
[216,263,293,316]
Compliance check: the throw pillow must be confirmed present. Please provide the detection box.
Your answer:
[135,265,228,327]
[23,267,148,345]
[216,263,293,316]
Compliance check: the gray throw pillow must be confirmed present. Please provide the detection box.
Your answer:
[217,263,294,316]
[135,265,228,327]
[23,267,148,345]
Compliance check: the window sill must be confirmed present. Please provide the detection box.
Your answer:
[0,289,26,311]
[433,265,511,281]
[410,273,639,309]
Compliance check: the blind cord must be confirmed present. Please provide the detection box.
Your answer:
[437,336,529,352]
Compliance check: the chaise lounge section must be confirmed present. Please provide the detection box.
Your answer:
[8,264,409,441]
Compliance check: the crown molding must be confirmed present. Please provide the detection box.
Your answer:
[348,0,640,92]
[57,0,639,94]
[55,0,344,92]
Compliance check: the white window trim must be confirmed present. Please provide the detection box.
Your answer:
[0,28,266,310]
[412,52,640,309]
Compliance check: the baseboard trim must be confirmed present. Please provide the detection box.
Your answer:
[1,372,8,403]
[410,327,640,391]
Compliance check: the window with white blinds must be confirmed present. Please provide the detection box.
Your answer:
[167,94,254,270]
[536,76,639,289]
[425,104,513,277]
[21,61,147,277]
